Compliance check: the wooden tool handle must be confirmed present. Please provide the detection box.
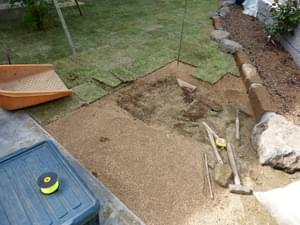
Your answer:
[204,154,214,200]
[205,127,223,164]
[235,109,240,140]
[227,143,241,185]
[202,121,219,139]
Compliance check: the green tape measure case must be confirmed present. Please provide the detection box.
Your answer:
[37,172,60,195]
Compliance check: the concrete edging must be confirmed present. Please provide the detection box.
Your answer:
[211,17,276,121]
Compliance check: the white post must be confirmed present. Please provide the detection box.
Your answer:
[53,0,76,54]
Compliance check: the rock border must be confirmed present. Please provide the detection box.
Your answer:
[211,16,276,121]
[211,14,300,174]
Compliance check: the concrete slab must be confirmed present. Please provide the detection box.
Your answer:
[0,109,145,225]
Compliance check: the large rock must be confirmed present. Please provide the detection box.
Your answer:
[251,113,300,173]
[219,39,243,54]
[210,30,230,43]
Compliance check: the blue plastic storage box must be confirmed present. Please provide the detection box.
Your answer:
[0,140,100,225]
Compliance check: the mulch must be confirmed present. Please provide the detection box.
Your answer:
[222,5,300,124]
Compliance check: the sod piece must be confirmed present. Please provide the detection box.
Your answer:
[73,83,108,103]
[192,51,239,84]
[27,95,83,125]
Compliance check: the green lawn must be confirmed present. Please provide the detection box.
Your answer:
[0,0,238,124]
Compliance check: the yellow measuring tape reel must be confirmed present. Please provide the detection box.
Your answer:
[215,138,227,150]
[37,172,59,195]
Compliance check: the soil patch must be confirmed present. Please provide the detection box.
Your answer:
[47,62,292,225]
[118,77,222,127]
[222,5,300,124]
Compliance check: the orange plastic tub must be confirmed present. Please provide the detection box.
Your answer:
[0,64,72,110]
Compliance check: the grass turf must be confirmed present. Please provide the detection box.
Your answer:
[0,0,238,124]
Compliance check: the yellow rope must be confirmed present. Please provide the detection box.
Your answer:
[40,181,60,195]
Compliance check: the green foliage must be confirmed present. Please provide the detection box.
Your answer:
[267,0,300,39]
[10,0,49,30]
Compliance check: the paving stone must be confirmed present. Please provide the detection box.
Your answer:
[220,39,243,54]
[241,64,263,91]
[248,84,277,121]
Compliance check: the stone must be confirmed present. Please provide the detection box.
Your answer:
[251,113,300,173]
[210,30,230,43]
[219,6,230,17]
[214,162,233,187]
[248,83,276,120]
[208,11,219,18]
[241,64,263,91]
[219,39,243,54]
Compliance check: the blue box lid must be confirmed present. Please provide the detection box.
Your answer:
[0,140,99,225]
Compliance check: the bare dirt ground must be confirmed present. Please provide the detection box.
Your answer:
[47,61,300,225]
[222,5,300,125]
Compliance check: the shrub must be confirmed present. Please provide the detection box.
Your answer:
[10,0,49,30]
[267,0,300,40]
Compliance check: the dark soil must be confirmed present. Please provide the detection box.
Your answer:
[118,77,223,123]
[222,5,300,124]
[117,76,227,142]
[115,61,253,143]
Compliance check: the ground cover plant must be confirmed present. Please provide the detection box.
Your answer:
[267,0,300,40]
[0,0,238,124]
